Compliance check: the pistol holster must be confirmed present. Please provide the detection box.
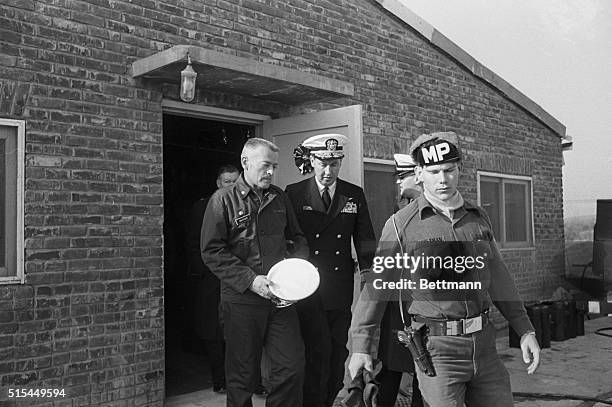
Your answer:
[397,326,436,377]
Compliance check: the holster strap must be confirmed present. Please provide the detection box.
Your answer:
[415,310,489,336]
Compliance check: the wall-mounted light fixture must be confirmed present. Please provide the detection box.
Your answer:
[180,54,197,102]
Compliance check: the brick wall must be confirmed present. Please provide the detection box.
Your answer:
[0,0,564,404]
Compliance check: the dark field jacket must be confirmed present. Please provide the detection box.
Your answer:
[201,174,309,305]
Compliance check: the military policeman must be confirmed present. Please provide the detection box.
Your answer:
[286,134,376,407]
[348,132,540,407]
[201,138,309,407]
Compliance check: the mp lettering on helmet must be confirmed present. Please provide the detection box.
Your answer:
[421,142,451,164]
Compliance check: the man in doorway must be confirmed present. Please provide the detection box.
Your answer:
[285,134,376,407]
[186,164,239,392]
[348,132,540,407]
[201,138,309,407]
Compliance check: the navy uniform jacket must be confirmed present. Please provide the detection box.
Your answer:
[286,177,376,310]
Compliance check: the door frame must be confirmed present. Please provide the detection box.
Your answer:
[161,100,271,400]
[161,100,271,128]
[160,101,366,402]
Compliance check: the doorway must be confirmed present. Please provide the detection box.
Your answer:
[161,103,364,399]
[163,113,254,397]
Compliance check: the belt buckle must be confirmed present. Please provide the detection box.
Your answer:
[464,315,483,334]
[446,320,462,335]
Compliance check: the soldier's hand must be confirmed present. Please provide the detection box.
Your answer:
[348,352,373,379]
[249,275,273,299]
[520,332,541,374]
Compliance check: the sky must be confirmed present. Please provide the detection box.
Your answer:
[398,0,612,220]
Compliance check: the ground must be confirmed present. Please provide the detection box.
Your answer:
[167,315,612,407]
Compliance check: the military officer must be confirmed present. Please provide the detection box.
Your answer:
[286,134,376,407]
[349,132,540,407]
[201,138,309,407]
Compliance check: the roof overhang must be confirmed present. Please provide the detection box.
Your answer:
[131,45,354,104]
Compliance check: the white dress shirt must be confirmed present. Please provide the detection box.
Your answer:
[314,178,337,201]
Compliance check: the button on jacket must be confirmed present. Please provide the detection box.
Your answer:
[352,194,534,354]
[201,174,309,305]
[286,177,376,310]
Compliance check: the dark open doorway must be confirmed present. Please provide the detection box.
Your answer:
[163,114,254,397]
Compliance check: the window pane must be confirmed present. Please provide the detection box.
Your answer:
[505,182,527,242]
[480,180,501,238]
[364,169,396,241]
[0,138,4,267]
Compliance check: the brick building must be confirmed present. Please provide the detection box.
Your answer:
[0,0,566,405]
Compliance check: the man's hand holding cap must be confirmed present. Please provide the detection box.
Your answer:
[249,275,273,299]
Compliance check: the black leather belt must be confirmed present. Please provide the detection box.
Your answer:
[414,310,489,336]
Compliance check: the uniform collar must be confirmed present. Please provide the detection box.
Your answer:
[235,173,254,200]
[314,177,337,198]
[416,194,480,220]
[236,173,278,205]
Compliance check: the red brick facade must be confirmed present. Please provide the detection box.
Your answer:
[0,0,564,404]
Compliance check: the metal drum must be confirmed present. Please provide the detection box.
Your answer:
[576,301,586,336]
[565,300,577,339]
[550,301,566,341]
[527,305,542,346]
[534,304,551,348]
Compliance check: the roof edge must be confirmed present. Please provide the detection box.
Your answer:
[374,0,566,138]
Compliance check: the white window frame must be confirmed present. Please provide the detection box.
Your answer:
[0,118,25,284]
[477,171,535,250]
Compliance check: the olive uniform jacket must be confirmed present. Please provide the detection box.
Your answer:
[286,177,376,310]
[352,195,534,355]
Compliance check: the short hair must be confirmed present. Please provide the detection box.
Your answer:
[241,138,279,158]
[216,164,239,180]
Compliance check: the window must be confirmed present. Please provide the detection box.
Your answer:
[0,119,24,283]
[478,172,534,249]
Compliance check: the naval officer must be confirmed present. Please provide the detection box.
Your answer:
[286,134,376,407]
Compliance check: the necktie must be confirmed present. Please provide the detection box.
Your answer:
[322,187,331,210]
